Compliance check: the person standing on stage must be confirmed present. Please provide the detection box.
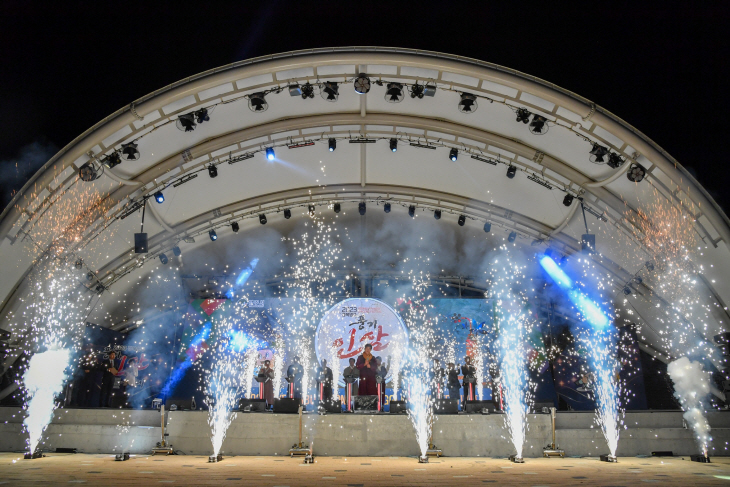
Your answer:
[258,359,275,408]
[447,362,462,410]
[100,351,119,408]
[287,356,304,399]
[317,359,334,402]
[462,356,477,401]
[375,356,388,404]
[343,357,359,396]
[356,344,378,396]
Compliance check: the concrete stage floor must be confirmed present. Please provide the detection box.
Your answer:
[1,453,728,486]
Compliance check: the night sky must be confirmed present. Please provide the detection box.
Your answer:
[1,2,728,212]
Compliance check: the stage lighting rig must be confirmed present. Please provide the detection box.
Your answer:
[390,138,398,152]
[383,202,391,213]
[607,152,624,169]
[408,205,416,217]
[458,93,477,113]
[506,166,517,179]
[508,231,517,242]
[172,246,181,256]
[458,215,466,226]
[284,209,291,219]
[354,73,371,94]
[627,162,647,182]
[385,83,404,103]
[266,147,275,161]
[208,164,218,178]
[308,205,315,215]
[328,138,336,152]
[154,191,164,204]
[195,107,210,124]
[248,92,268,112]
[78,161,101,182]
[209,230,217,241]
[176,113,196,132]
[529,115,548,135]
[259,214,268,225]
[321,82,339,102]
[159,253,168,265]
[409,83,436,99]
[102,151,122,169]
[516,108,531,124]
[645,261,654,272]
[359,202,366,215]
[589,143,609,164]
[333,203,341,213]
[449,148,458,162]
[434,209,441,220]
[231,222,239,233]
[483,222,491,233]
[74,259,83,269]
[563,194,573,207]
[121,142,140,161]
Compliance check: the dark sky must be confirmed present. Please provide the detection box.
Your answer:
[1,1,729,212]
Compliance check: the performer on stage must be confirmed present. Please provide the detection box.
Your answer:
[356,344,378,396]
[100,351,118,408]
[447,362,462,409]
[462,356,477,401]
[317,359,334,402]
[375,356,388,404]
[287,356,304,399]
[258,359,275,408]
[343,357,359,395]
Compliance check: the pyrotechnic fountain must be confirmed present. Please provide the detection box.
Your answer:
[668,357,712,457]
[491,246,533,462]
[205,340,245,462]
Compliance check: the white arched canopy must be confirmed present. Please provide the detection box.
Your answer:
[2,47,729,363]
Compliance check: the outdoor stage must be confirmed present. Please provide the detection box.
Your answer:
[0,452,728,487]
[2,407,730,458]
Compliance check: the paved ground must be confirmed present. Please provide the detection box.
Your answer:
[0,453,728,486]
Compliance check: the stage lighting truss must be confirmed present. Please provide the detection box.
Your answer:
[121,142,140,161]
[353,73,371,94]
[458,93,478,114]
[384,82,405,103]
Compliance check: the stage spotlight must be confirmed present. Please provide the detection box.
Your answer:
[449,148,458,162]
[434,209,441,220]
[354,73,371,94]
[333,203,341,213]
[359,202,366,215]
[209,229,217,241]
[78,162,100,182]
[159,253,169,265]
[483,221,491,233]
[172,246,181,257]
[259,214,267,225]
[301,82,315,99]
[645,261,655,271]
[231,222,239,233]
[529,115,548,135]
[383,202,391,213]
[627,163,647,183]
[390,138,397,152]
[328,138,336,152]
[633,276,643,284]
[508,231,517,242]
[74,259,83,269]
[563,194,573,207]
[308,205,315,215]
[321,82,339,102]
[385,83,404,103]
[458,93,477,113]
[607,152,624,169]
[410,84,424,98]
[208,165,218,178]
[121,142,140,161]
[154,191,164,204]
[458,215,466,226]
[516,108,531,124]
[284,209,291,219]
[266,147,275,161]
[408,205,416,218]
[176,113,196,132]
[102,152,122,169]
[623,286,632,295]
[506,166,516,179]
[195,107,210,124]
[589,143,609,164]
[248,92,268,112]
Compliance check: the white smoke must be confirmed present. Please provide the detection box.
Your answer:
[23,348,71,453]
[667,357,712,455]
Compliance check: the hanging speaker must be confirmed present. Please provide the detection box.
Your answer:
[134,233,148,254]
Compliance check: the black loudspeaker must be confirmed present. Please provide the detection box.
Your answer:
[134,233,148,254]
[166,397,195,410]
[354,395,378,412]
[434,398,459,414]
[273,398,301,414]
[389,400,407,414]
[465,400,499,414]
[239,398,267,412]
[531,401,555,413]
[316,400,342,413]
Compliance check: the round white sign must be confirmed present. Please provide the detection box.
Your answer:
[315,298,409,386]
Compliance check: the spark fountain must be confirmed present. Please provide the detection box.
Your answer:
[206,340,245,462]
[491,246,533,462]
[667,357,712,460]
